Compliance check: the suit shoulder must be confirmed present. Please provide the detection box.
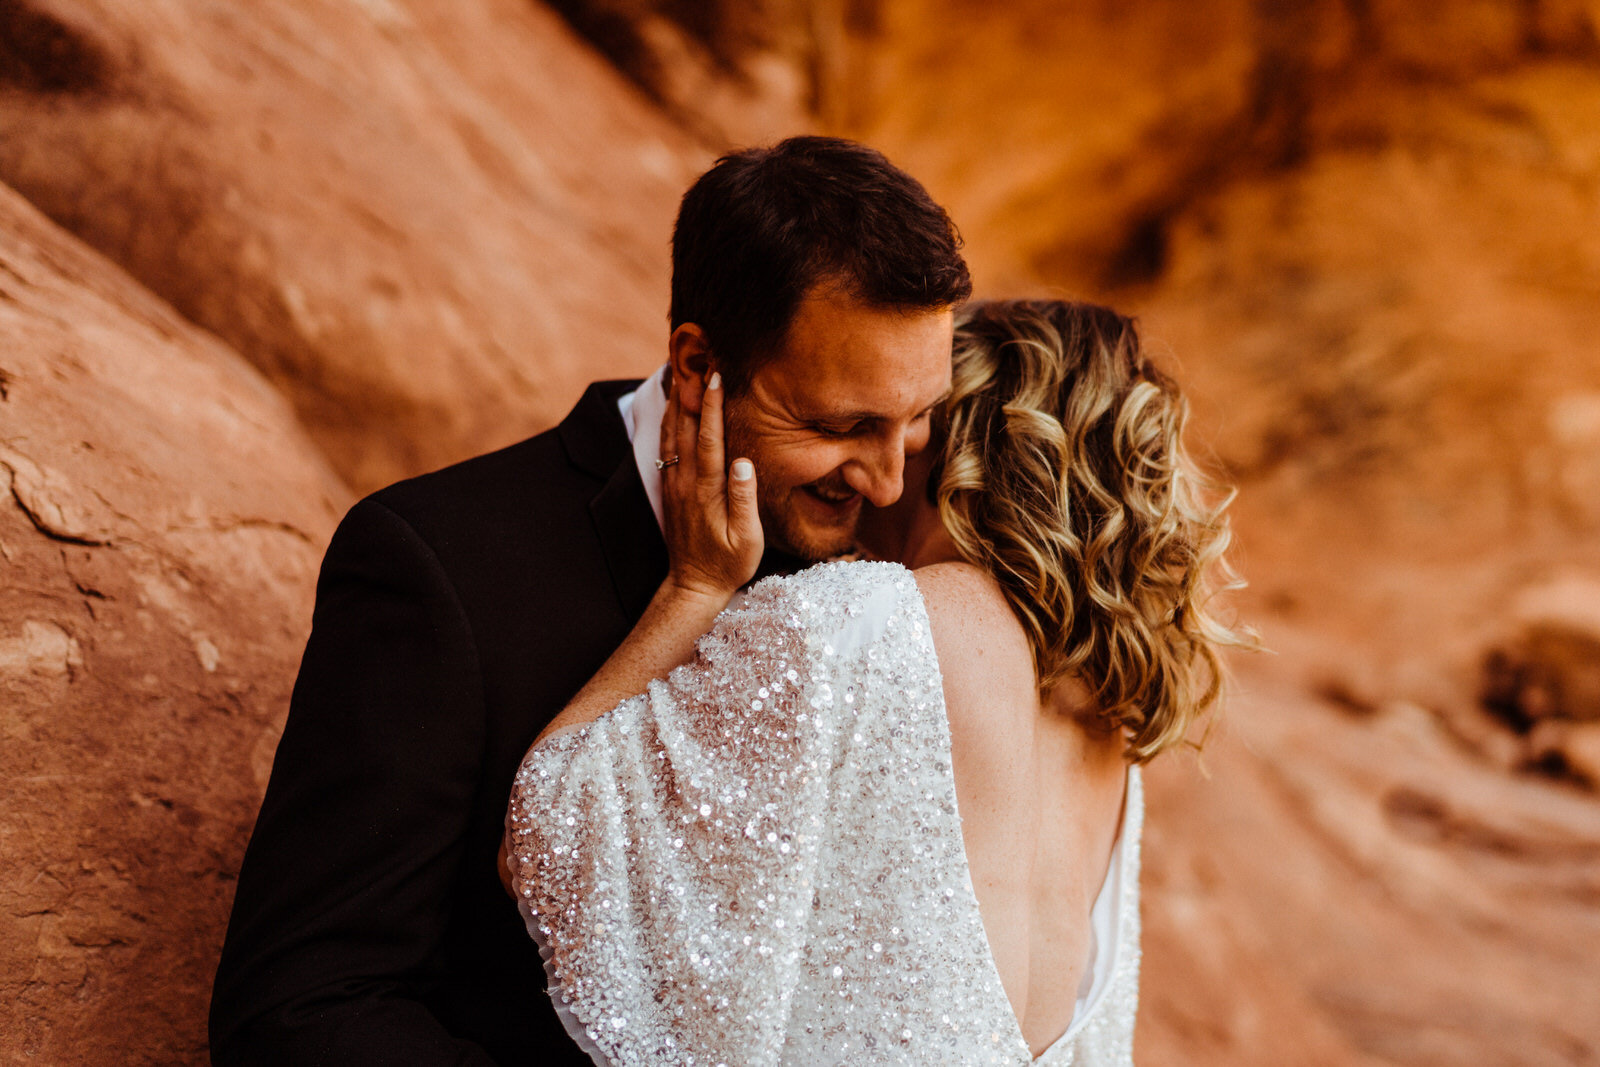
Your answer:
[370,428,563,520]
[368,378,640,532]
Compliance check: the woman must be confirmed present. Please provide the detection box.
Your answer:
[503,300,1251,1065]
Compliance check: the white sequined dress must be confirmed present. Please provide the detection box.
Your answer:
[506,561,1143,1066]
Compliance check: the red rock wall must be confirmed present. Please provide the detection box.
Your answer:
[4,0,1600,1063]
[0,181,349,1061]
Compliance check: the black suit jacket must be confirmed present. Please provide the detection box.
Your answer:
[210,380,670,1065]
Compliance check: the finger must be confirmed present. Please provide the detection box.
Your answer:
[727,457,763,560]
[658,375,676,471]
[675,373,700,485]
[697,371,725,496]
[658,377,688,508]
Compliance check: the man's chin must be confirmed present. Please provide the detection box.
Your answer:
[766,516,860,564]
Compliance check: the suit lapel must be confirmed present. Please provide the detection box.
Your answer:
[590,457,669,621]
[555,379,670,620]
[558,379,639,479]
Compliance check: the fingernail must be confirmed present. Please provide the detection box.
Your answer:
[708,371,721,391]
[730,459,753,481]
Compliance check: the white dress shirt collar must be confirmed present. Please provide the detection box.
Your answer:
[617,364,670,532]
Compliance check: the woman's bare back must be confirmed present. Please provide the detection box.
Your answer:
[915,561,1130,1057]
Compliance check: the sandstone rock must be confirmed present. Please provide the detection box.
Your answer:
[1550,722,1600,787]
[820,0,1282,292]
[6,0,1600,1062]
[542,0,817,145]
[1139,656,1600,1065]
[1527,717,1600,789]
[0,0,711,492]
[1485,623,1600,727]
[1479,575,1600,749]
[1512,575,1600,637]
[0,180,350,1063]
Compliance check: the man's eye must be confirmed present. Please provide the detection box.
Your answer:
[814,423,860,437]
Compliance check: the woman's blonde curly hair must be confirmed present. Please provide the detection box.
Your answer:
[935,299,1254,762]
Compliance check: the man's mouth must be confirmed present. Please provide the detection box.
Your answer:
[801,484,862,514]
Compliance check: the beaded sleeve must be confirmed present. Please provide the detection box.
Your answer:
[504,562,914,1066]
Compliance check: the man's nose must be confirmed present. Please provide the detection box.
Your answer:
[844,433,906,508]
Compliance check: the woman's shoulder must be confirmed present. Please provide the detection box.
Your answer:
[912,562,1039,744]
[911,561,1033,675]
[909,559,1008,609]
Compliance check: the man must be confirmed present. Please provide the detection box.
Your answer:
[209,136,971,1065]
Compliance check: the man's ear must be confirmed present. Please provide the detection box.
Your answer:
[667,323,715,415]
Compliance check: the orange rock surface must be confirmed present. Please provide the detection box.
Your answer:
[3,0,1599,1063]
[0,181,349,1060]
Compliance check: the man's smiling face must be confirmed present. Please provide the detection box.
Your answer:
[722,285,955,561]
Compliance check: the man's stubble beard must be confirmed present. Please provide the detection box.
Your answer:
[723,401,859,563]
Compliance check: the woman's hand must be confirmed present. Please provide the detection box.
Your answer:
[529,372,762,748]
[658,371,763,606]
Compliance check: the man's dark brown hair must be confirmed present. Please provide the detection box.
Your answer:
[670,136,973,391]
